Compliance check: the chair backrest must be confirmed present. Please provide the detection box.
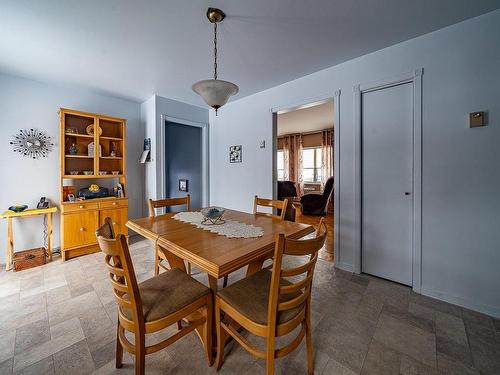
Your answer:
[253,195,289,221]
[148,194,190,217]
[267,218,327,329]
[322,177,334,199]
[96,217,143,325]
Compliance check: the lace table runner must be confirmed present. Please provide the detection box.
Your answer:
[172,211,264,238]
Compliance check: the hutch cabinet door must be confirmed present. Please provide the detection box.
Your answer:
[99,207,128,236]
[62,211,99,248]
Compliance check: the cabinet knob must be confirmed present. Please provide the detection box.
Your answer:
[112,222,117,225]
[79,205,84,209]
[79,227,85,232]
[113,202,117,206]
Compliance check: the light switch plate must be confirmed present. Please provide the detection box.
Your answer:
[469,111,485,128]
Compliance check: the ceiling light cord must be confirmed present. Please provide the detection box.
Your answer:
[214,22,218,80]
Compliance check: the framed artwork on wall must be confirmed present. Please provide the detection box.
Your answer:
[229,145,242,163]
[179,179,188,192]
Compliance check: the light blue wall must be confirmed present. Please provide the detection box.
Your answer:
[141,95,208,203]
[210,10,500,317]
[0,73,144,261]
[165,122,202,209]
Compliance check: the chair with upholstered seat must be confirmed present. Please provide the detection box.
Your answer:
[214,218,327,374]
[221,196,290,290]
[253,195,289,221]
[96,217,213,375]
[148,195,191,275]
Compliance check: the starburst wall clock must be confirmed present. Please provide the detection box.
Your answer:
[10,128,54,159]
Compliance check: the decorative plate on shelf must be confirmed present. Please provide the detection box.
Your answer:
[86,124,102,136]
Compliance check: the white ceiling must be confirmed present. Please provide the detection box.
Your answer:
[278,101,334,136]
[1,1,498,107]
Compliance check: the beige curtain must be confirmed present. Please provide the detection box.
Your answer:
[282,137,290,181]
[279,135,304,195]
[321,130,334,190]
[296,134,304,196]
[281,135,297,182]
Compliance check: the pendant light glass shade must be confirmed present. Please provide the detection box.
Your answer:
[192,79,239,111]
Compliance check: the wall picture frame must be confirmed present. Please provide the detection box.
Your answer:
[179,179,188,192]
[229,145,242,163]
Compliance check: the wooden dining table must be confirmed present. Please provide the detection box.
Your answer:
[126,208,315,351]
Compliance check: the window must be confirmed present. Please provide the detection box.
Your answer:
[277,150,285,181]
[302,147,322,183]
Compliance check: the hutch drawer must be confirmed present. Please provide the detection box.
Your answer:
[63,202,99,213]
[100,199,128,209]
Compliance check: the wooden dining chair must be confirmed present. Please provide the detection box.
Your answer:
[96,217,213,375]
[148,195,191,276]
[214,218,327,375]
[221,196,288,290]
[254,195,289,221]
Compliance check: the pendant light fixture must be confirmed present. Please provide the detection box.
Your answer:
[192,8,239,114]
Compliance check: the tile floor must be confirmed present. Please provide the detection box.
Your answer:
[0,237,499,375]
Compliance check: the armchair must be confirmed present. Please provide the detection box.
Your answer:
[300,177,334,215]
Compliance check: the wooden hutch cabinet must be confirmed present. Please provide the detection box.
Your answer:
[59,108,128,260]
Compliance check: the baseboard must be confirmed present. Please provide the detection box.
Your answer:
[335,262,355,273]
[421,287,500,319]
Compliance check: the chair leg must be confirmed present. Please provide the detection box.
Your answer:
[187,262,192,275]
[305,301,314,375]
[154,245,160,276]
[204,294,214,366]
[115,322,123,368]
[215,298,225,370]
[266,336,275,375]
[135,329,146,375]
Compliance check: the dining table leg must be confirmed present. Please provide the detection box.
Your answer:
[246,255,268,276]
[157,244,187,273]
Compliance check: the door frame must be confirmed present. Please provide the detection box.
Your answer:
[271,90,341,261]
[159,114,210,208]
[353,68,423,292]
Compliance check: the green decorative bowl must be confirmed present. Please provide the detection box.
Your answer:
[200,207,226,225]
[9,205,28,212]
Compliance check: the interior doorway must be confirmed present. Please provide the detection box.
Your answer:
[272,98,337,261]
[159,115,209,210]
[164,121,202,209]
